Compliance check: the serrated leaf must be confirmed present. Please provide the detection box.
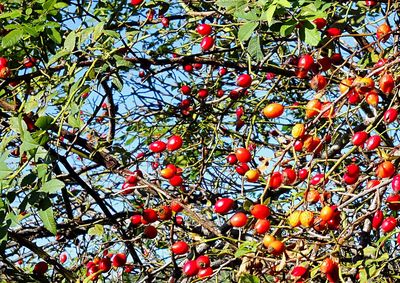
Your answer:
[64,31,76,52]
[247,36,264,62]
[261,4,277,25]
[238,22,258,42]
[2,29,24,48]
[0,162,12,180]
[0,10,22,19]
[235,241,259,258]
[38,204,57,235]
[301,26,321,46]
[239,273,260,283]
[20,133,39,152]
[41,179,65,194]
[88,224,104,236]
[35,116,54,130]
[93,22,104,42]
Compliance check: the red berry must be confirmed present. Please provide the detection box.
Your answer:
[230,212,248,227]
[99,257,111,272]
[326,27,342,37]
[365,135,381,150]
[23,57,37,68]
[384,108,398,124]
[298,168,309,180]
[219,67,227,76]
[250,204,271,219]
[254,219,271,234]
[330,53,343,65]
[372,210,384,229]
[183,260,199,277]
[196,24,212,36]
[381,217,397,233]
[198,89,209,99]
[269,172,283,189]
[149,140,166,153]
[235,163,250,175]
[112,253,127,267]
[313,18,327,30]
[143,208,158,223]
[167,135,183,151]
[130,214,142,227]
[171,241,189,255]
[214,198,234,214]
[392,175,400,193]
[236,74,252,88]
[235,147,252,163]
[200,36,214,51]
[181,85,191,95]
[60,253,67,264]
[169,175,183,186]
[198,267,213,278]
[346,164,360,177]
[298,54,314,71]
[227,153,238,165]
[0,57,8,68]
[143,225,158,238]
[161,17,169,27]
[130,0,144,5]
[352,131,368,146]
[386,194,400,211]
[196,255,210,268]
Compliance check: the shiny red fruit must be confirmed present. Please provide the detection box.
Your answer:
[158,205,172,221]
[387,194,400,211]
[170,200,184,212]
[130,214,142,228]
[161,17,169,27]
[384,108,398,124]
[310,173,326,186]
[196,255,211,268]
[230,212,248,227]
[365,135,381,150]
[183,64,193,72]
[330,53,343,65]
[254,219,271,234]
[298,168,309,180]
[200,36,214,51]
[214,198,234,214]
[112,253,127,267]
[181,85,191,95]
[99,257,111,272]
[320,258,335,274]
[169,175,183,186]
[236,74,252,88]
[0,66,10,79]
[198,267,213,278]
[130,0,144,5]
[298,54,314,71]
[392,175,400,193]
[282,168,297,185]
[269,172,283,189]
[183,260,199,277]
[121,182,134,195]
[143,225,158,238]
[310,74,327,90]
[352,131,368,146]
[291,265,308,277]
[227,153,238,165]
[235,147,252,163]
[376,161,395,178]
[366,0,377,6]
[0,57,8,68]
[294,140,303,151]
[379,73,395,94]
[196,24,212,36]
[171,241,189,255]
[313,18,327,30]
[167,135,183,151]
[143,208,158,223]
[250,204,270,219]
[149,140,166,153]
[23,57,37,68]
[326,27,342,37]
[235,163,250,175]
[381,217,397,233]
[343,173,358,185]
[60,253,67,264]
[346,164,360,177]
[372,210,384,229]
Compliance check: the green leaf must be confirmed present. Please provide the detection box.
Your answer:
[280,20,296,37]
[238,22,258,42]
[300,25,321,46]
[88,224,104,236]
[68,114,84,129]
[235,241,259,258]
[93,22,104,42]
[41,179,65,194]
[247,36,264,62]
[64,31,76,52]
[363,246,376,257]
[54,2,68,9]
[0,10,22,19]
[38,199,57,235]
[276,0,291,8]
[35,116,54,130]
[238,273,261,283]
[0,162,12,180]
[2,29,24,48]
[261,4,277,25]
[20,133,39,152]
[49,28,62,44]
[216,0,246,9]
